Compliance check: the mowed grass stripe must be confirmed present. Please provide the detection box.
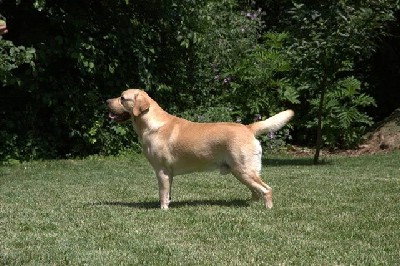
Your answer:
[1,151,399,265]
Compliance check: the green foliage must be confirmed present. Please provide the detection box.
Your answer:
[0,39,35,86]
[1,32,37,161]
[1,0,399,161]
[180,106,235,123]
[306,77,375,148]
[286,1,399,151]
[226,33,294,114]
[190,1,297,127]
[1,0,196,161]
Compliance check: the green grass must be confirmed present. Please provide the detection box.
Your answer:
[1,151,399,265]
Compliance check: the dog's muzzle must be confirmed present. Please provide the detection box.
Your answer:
[107,99,131,123]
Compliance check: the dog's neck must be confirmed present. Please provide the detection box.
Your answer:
[131,99,169,140]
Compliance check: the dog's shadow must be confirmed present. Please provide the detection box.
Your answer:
[93,199,250,209]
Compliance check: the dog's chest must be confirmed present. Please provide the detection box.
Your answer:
[141,133,171,164]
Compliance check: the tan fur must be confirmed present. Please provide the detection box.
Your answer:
[107,89,294,209]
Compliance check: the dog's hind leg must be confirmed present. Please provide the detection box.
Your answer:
[232,170,273,209]
[254,175,273,209]
[231,139,272,208]
[156,169,172,209]
[169,176,173,203]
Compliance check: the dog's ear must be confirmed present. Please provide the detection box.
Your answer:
[132,93,150,116]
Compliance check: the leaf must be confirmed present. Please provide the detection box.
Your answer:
[338,77,361,96]
[281,86,300,104]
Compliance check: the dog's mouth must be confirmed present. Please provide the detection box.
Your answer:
[108,111,131,123]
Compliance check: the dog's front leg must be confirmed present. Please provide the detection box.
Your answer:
[156,169,172,209]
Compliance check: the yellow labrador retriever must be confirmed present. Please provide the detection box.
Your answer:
[107,89,294,209]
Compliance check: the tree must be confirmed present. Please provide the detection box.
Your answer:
[286,0,399,164]
[189,1,298,123]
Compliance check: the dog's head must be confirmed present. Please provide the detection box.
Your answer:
[107,89,150,123]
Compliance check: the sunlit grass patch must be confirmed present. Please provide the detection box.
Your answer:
[1,151,399,265]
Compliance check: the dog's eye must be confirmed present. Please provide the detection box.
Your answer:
[121,96,125,101]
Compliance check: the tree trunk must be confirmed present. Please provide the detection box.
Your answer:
[313,76,328,165]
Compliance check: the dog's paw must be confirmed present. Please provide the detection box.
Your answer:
[265,201,273,209]
[264,192,273,209]
[160,205,169,210]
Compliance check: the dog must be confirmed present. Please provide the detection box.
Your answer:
[107,89,294,209]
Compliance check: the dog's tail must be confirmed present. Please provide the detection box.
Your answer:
[247,110,294,137]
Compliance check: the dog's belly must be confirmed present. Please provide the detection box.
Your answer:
[143,141,229,176]
[168,138,262,177]
[170,156,230,176]
[173,164,231,176]
[168,151,225,175]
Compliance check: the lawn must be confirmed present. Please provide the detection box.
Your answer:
[1,151,399,265]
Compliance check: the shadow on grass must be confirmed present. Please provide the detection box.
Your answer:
[263,157,332,167]
[94,199,250,209]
